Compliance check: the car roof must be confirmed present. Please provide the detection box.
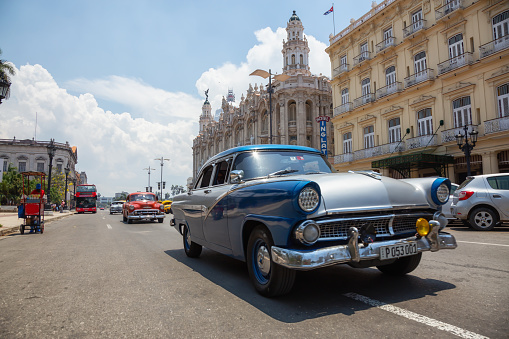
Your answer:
[129,192,156,195]
[205,144,322,166]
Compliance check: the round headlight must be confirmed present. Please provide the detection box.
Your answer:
[295,221,321,245]
[436,183,450,203]
[298,187,319,212]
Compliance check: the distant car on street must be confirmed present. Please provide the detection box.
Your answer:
[451,173,509,230]
[162,200,173,214]
[110,201,124,214]
[123,192,165,224]
[171,144,457,297]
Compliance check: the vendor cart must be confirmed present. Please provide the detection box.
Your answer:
[18,171,46,234]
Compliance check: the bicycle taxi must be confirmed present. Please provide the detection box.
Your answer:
[18,171,46,234]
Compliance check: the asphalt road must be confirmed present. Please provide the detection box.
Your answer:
[0,211,508,338]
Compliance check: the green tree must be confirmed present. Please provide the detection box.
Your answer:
[0,164,22,205]
[49,170,65,204]
[0,48,16,100]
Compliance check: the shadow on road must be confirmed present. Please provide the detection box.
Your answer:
[164,248,456,322]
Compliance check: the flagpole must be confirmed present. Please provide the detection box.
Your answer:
[332,3,336,36]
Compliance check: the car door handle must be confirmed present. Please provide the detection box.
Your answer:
[492,194,501,198]
[204,189,212,194]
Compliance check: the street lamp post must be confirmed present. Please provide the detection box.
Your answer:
[46,139,56,204]
[455,124,478,177]
[155,157,169,200]
[64,165,70,210]
[143,166,156,192]
[0,79,11,104]
[250,69,290,144]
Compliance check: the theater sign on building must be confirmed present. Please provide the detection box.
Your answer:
[326,0,509,184]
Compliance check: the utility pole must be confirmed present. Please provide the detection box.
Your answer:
[143,166,156,192]
[155,157,169,200]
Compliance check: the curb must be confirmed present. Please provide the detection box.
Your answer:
[0,213,74,237]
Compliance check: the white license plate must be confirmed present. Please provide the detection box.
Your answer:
[380,242,418,260]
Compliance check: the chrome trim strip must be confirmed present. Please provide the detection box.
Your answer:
[326,204,431,215]
[271,232,457,270]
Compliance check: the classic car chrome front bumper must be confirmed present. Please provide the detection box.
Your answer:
[127,211,165,220]
[271,223,457,270]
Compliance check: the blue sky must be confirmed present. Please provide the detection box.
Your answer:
[1,0,375,196]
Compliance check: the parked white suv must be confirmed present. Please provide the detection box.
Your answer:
[451,173,509,230]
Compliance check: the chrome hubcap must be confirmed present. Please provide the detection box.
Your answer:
[475,212,493,227]
[256,245,271,276]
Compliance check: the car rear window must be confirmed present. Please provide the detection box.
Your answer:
[457,177,475,190]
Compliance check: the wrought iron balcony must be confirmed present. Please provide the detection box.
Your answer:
[484,115,509,135]
[334,152,353,164]
[353,51,371,66]
[437,52,473,75]
[353,93,375,108]
[441,125,477,143]
[479,34,509,58]
[333,64,349,78]
[435,0,463,20]
[406,134,438,150]
[376,82,402,99]
[376,37,396,53]
[403,19,427,38]
[333,103,353,116]
[404,69,435,88]
[353,142,406,161]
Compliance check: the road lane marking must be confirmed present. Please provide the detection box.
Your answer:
[343,293,488,339]
[106,224,112,229]
[457,240,509,247]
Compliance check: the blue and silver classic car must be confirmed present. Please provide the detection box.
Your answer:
[171,145,457,297]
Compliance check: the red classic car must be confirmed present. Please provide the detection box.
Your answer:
[122,192,165,224]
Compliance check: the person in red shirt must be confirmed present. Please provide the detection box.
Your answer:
[31,183,45,197]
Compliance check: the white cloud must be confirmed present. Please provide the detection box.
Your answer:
[0,64,201,196]
[196,27,331,113]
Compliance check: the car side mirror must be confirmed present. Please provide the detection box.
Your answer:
[230,170,244,184]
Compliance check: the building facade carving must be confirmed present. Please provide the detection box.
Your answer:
[192,11,333,179]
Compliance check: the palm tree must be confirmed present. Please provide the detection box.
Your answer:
[0,48,16,101]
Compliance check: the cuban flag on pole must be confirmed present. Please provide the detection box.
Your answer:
[324,6,333,15]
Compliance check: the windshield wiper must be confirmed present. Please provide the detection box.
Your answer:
[304,171,327,175]
[268,169,299,177]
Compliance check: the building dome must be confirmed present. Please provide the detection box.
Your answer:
[289,10,300,22]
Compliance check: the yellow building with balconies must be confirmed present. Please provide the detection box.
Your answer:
[326,0,509,184]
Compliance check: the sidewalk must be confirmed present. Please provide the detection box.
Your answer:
[0,210,74,236]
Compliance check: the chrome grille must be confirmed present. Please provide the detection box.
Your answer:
[315,213,431,241]
[133,209,159,215]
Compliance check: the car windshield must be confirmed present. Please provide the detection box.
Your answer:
[232,150,335,181]
[130,194,156,201]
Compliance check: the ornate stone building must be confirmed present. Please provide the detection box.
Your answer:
[326,0,509,184]
[192,11,334,178]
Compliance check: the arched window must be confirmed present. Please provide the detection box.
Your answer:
[341,88,349,105]
[388,117,401,143]
[306,102,312,121]
[291,54,296,65]
[453,96,472,127]
[343,132,352,154]
[414,51,427,74]
[417,108,433,135]
[497,83,509,117]
[289,102,296,122]
[363,125,374,149]
[385,66,396,85]
[448,34,464,59]
[300,54,304,65]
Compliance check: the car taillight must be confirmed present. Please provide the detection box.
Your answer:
[458,191,474,201]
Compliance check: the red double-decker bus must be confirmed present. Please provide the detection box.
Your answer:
[75,184,97,213]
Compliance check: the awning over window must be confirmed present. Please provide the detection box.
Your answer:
[372,153,454,178]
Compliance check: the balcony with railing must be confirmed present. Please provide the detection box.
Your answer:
[437,52,473,75]
[353,93,375,108]
[484,115,509,135]
[333,64,349,78]
[406,134,438,150]
[404,69,435,88]
[441,125,477,143]
[435,0,463,21]
[479,34,509,58]
[403,19,427,38]
[334,152,354,164]
[354,142,406,161]
[333,103,353,117]
[376,37,396,53]
[376,82,403,99]
[353,51,372,66]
